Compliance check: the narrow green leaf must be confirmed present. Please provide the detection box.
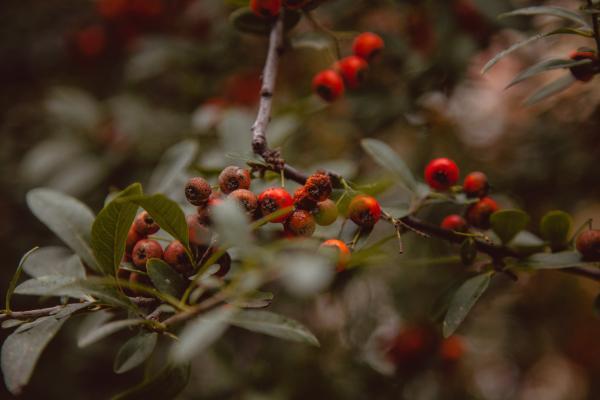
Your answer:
[5,247,39,312]
[524,74,576,106]
[113,332,158,374]
[229,310,320,346]
[78,318,146,348]
[14,276,83,298]
[112,363,190,400]
[506,58,592,88]
[499,6,589,28]
[229,291,274,309]
[524,251,594,269]
[443,272,493,337]
[540,210,573,249]
[481,28,590,74]
[211,198,252,250]
[119,194,191,257]
[171,305,237,363]
[26,188,97,271]
[146,259,186,298]
[490,209,530,244]
[1,303,86,395]
[77,311,114,346]
[508,231,547,255]
[91,183,143,275]
[361,139,417,192]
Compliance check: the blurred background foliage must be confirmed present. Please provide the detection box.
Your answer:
[1,0,599,398]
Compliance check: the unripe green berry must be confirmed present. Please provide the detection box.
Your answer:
[314,199,338,226]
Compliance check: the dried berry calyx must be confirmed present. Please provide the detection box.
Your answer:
[218,166,252,194]
[304,171,332,202]
[185,177,212,206]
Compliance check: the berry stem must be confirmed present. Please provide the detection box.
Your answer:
[587,0,600,52]
[303,10,342,60]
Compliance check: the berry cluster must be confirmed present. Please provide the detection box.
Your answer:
[183,166,363,271]
[312,32,384,102]
[424,158,498,231]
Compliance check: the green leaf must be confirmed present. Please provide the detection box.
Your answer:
[147,140,198,195]
[5,247,38,312]
[506,58,592,88]
[77,311,114,346]
[146,259,186,298]
[499,6,589,28]
[14,276,84,298]
[211,198,252,250]
[540,210,573,249]
[26,188,97,271]
[443,272,493,337]
[78,318,147,348]
[481,28,591,74]
[490,209,530,244]
[229,310,320,346]
[229,7,301,36]
[460,238,477,266]
[171,305,237,364]
[91,183,143,275]
[119,194,191,257]
[22,246,86,279]
[524,251,593,269]
[1,303,88,395]
[508,231,547,255]
[361,139,417,192]
[113,332,158,374]
[524,74,576,106]
[229,291,274,309]
[112,363,190,400]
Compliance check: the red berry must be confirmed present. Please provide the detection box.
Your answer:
[284,210,316,237]
[133,211,160,236]
[258,188,294,223]
[283,0,309,9]
[441,214,467,232]
[185,177,212,206]
[132,239,163,269]
[250,0,281,18]
[314,199,338,226]
[424,158,460,191]
[569,50,598,82]
[75,25,107,58]
[335,56,369,89]
[386,325,438,371]
[186,214,212,246]
[347,195,382,228]
[218,166,251,194]
[312,70,345,102]
[163,240,192,275]
[576,229,600,261]
[439,335,464,364]
[293,187,317,211]
[465,197,499,229]
[126,226,145,255]
[352,32,384,61]
[304,171,332,202]
[97,0,129,19]
[463,171,489,198]
[228,189,258,216]
[320,239,351,271]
